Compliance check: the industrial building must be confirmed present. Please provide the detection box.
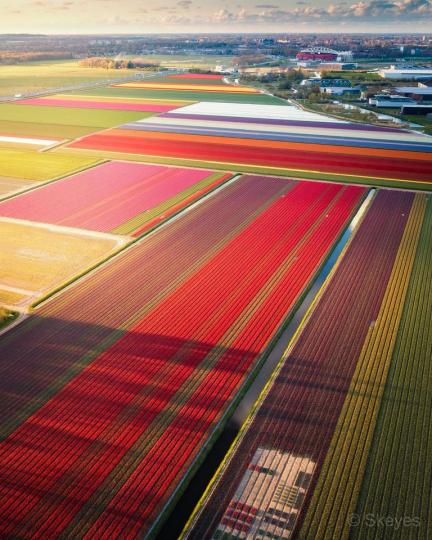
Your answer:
[213,448,316,540]
[319,78,360,96]
[394,86,432,102]
[369,94,417,108]
[296,47,353,62]
[401,104,432,115]
[378,65,432,80]
[314,62,358,71]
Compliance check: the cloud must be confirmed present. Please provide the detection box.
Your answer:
[205,0,432,25]
[349,0,432,17]
[36,0,427,28]
[212,8,236,21]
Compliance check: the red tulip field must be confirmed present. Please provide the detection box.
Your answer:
[0,175,364,538]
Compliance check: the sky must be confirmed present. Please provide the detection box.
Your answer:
[0,0,431,33]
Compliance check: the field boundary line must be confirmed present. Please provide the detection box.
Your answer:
[0,216,130,243]
[0,284,37,296]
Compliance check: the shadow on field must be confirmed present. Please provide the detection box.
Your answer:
[0,313,255,439]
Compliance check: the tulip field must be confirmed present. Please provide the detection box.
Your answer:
[1,68,431,539]
[14,96,185,113]
[0,175,365,538]
[67,100,432,190]
[0,148,99,183]
[69,127,432,183]
[183,189,432,540]
[113,82,260,94]
[0,161,232,235]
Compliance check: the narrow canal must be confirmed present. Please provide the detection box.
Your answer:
[154,189,376,540]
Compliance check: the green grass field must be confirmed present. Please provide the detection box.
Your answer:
[0,306,17,329]
[0,60,140,98]
[74,86,287,104]
[0,103,149,128]
[400,114,432,135]
[0,103,152,138]
[0,120,111,139]
[0,148,100,181]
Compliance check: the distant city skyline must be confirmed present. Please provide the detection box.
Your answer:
[0,0,431,34]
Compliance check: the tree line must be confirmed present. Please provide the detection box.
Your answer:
[79,57,160,70]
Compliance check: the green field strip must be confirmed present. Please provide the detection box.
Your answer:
[0,148,101,181]
[352,196,432,539]
[300,194,427,540]
[58,147,432,192]
[54,93,195,105]
[112,171,231,235]
[73,86,287,104]
[0,103,151,128]
[0,119,114,139]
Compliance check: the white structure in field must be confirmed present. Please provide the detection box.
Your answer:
[168,101,347,123]
[0,135,59,147]
[213,448,316,540]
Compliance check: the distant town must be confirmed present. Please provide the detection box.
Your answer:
[1,33,431,133]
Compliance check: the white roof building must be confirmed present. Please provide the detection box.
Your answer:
[379,65,432,80]
[369,94,417,107]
